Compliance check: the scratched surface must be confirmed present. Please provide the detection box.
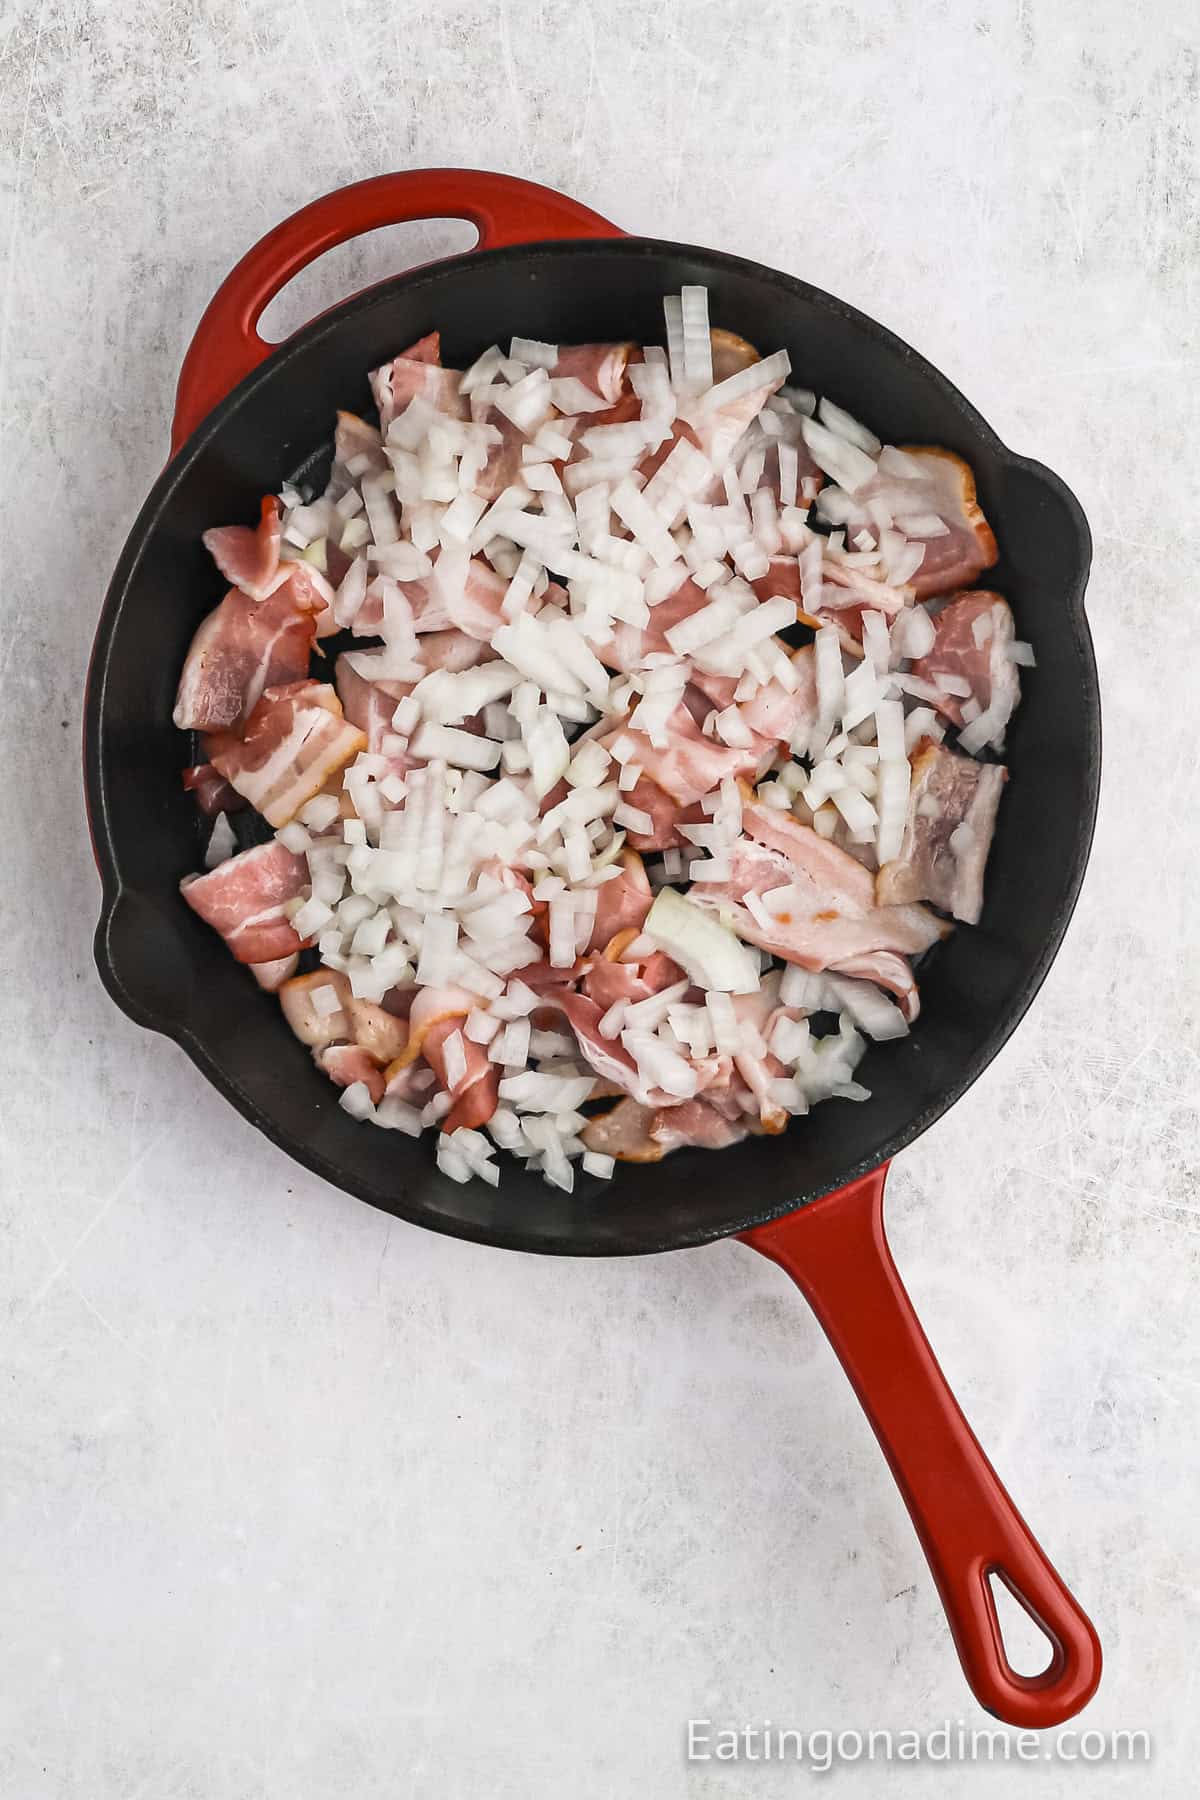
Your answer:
[1,2,1197,1794]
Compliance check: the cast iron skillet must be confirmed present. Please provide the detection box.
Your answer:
[85,170,1103,1726]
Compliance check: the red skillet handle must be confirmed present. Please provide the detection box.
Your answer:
[171,169,625,452]
[741,1166,1101,1728]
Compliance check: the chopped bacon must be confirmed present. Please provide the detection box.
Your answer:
[752,554,908,630]
[651,1098,751,1153]
[620,775,705,852]
[861,447,997,598]
[911,590,1019,730]
[877,740,1007,925]
[474,407,528,501]
[173,582,319,732]
[579,1093,750,1161]
[388,985,499,1132]
[709,329,760,382]
[202,496,284,601]
[582,945,683,1012]
[603,702,754,808]
[441,555,510,641]
[278,558,338,638]
[554,990,728,1111]
[417,628,495,672]
[180,839,308,964]
[689,646,818,756]
[684,367,787,469]
[726,984,794,1133]
[579,1099,665,1161]
[587,850,653,951]
[207,680,367,827]
[551,342,633,403]
[332,410,386,484]
[370,335,467,433]
[594,577,709,672]
[346,994,409,1065]
[280,969,352,1047]
[181,762,245,817]
[249,953,298,991]
[422,1019,499,1132]
[829,949,922,1022]
[317,1044,387,1104]
[553,992,648,1098]
[402,331,441,365]
[351,566,449,637]
[691,801,949,973]
[334,652,415,758]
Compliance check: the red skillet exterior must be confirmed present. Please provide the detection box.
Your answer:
[85,171,1102,1726]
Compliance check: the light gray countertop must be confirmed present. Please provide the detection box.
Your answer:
[1,1,1195,1794]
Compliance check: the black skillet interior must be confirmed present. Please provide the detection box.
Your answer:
[86,239,1100,1255]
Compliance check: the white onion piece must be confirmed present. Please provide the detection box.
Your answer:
[644,887,760,994]
[800,417,877,494]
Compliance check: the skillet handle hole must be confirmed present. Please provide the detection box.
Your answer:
[257,217,479,343]
[988,1569,1058,1679]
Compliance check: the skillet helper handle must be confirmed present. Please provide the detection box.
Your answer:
[741,1167,1102,1728]
[171,169,624,451]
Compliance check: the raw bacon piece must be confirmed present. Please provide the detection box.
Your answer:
[181,763,245,817]
[651,1098,751,1153]
[709,329,760,382]
[207,680,367,827]
[345,994,409,1065]
[474,407,529,502]
[317,1043,387,1104]
[579,1099,664,1162]
[401,331,441,365]
[689,646,818,757]
[388,985,499,1133]
[859,448,997,599]
[280,969,353,1047]
[684,364,787,470]
[180,839,308,964]
[554,991,726,1111]
[554,993,649,1099]
[202,496,284,601]
[593,578,709,672]
[173,583,319,732]
[752,555,909,628]
[551,342,633,403]
[582,946,683,1012]
[587,850,653,951]
[877,740,1007,925]
[370,334,468,433]
[334,652,416,758]
[416,629,494,673]
[422,1020,499,1132]
[579,1094,749,1161]
[619,776,704,852]
[911,591,1019,731]
[828,950,922,1022]
[439,555,510,641]
[331,410,386,488]
[351,567,447,637]
[278,558,338,638]
[691,802,948,972]
[604,703,755,809]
